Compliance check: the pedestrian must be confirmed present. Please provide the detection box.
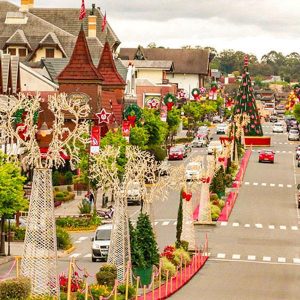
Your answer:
[89,191,94,205]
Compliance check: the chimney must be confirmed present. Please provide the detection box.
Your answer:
[20,0,29,11]
[88,4,97,38]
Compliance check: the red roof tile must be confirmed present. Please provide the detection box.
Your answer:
[97,42,125,86]
[57,26,103,81]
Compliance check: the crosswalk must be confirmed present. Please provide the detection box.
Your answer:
[212,253,300,265]
[251,149,293,154]
[219,221,299,231]
[243,182,293,188]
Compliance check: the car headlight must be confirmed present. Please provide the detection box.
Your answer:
[93,244,100,249]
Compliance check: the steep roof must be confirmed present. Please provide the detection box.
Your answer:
[119,47,210,75]
[57,26,103,82]
[5,29,32,49]
[97,41,125,86]
[121,59,174,70]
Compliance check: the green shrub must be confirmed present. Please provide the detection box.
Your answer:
[175,240,189,251]
[211,204,221,221]
[52,170,60,186]
[67,185,73,192]
[54,191,64,198]
[174,137,193,144]
[96,271,116,287]
[147,145,167,161]
[56,215,100,230]
[173,248,191,267]
[89,284,110,299]
[0,277,31,300]
[210,193,219,202]
[117,284,135,299]
[64,171,73,185]
[56,226,72,250]
[78,199,91,214]
[224,174,233,187]
[161,256,176,279]
[54,187,60,192]
[15,227,26,241]
[218,200,225,209]
[99,264,117,277]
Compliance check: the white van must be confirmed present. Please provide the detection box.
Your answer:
[91,223,112,262]
[185,162,203,181]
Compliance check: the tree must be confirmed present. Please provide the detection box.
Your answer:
[293,104,300,123]
[234,59,263,136]
[167,108,181,145]
[176,189,183,248]
[129,126,149,148]
[0,153,26,255]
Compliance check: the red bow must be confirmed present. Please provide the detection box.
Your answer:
[201,177,210,183]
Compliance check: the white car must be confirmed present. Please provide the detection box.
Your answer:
[191,136,208,148]
[185,162,203,181]
[288,129,300,141]
[272,122,284,133]
[216,123,228,134]
[207,140,223,155]
[296,146,300,159]
[127,181,141,205]
[91,224,112,262]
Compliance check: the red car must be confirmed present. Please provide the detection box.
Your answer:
[168,146,184,160]
[259,150,275,163]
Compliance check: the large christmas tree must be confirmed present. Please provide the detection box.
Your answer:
[234,56,263,136]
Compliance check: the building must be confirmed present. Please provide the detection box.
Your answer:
[119,46,211,97]
[0,0,119,63]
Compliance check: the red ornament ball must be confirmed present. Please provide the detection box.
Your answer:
[251,115,255,119]
[242,95,246,99]
[251,124,255,128]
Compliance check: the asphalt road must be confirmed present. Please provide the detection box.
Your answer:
[171,122,300,300]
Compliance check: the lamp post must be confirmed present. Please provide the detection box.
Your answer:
[3,93,89,297]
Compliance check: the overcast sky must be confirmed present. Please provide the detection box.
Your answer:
[11,0,300,59]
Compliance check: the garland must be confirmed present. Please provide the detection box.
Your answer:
[163,93,177,105]
[13,109,39,125]
[123,104,142,121]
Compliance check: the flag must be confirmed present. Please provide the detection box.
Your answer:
[101,11,107,32]
[90,125,101,154]
[79,0,86,20]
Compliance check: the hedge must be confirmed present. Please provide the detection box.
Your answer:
[0,277,31,300]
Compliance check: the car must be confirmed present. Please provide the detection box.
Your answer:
[272,122,284,133]
[91,224,112,262]
[296,146,300,159]
[270,115,278,123]
[168,146,185,160]
[197,126,210,135]
[258,150,275,163]
[298,157,300,168]
[216,123,228,135]
[191,135,208,148]
[185,162,203,181]
[207,140,223,155]
[212,115,222,123]
[127,181,141,205]
[288,129,300,141]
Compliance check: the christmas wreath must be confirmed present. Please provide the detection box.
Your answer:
[13,109,39,125]
[123,104,142,121]
[163,93,177,105]
[191,88,200,99]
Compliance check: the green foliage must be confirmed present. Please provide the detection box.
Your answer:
[78,198,91,214]
[167,109,181,131]
[210,167,226,196]
[172,248,191,267]
[64,171,73,185]
[0,276,31,300]
[176,240,189,251]
[211,205,221,221]
[52,170,60,186]
[147,145,167,161]
[129,219,145,269]
[56,226,72,250]
[117,284,135,299]
[89,284,111,299]
[53,190,75,202]
[174,137,193,144]
[218,200,225,209]
[96,269,116,287]
[56,215,100,230]
[176,190,183,247]
[129,126,149,148]
[14,227,26,241]
[293,104,300,123]
[160,256,176,279]
[132,213,160,269]
[224,174,233,187]
[210,193,219,202]
[124,103,142,121]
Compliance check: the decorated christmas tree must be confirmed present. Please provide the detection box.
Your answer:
[234,56,263,136]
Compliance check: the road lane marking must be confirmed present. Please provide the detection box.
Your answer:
[69,253,80,258]
[291,226,298,230]
[244,182,250,185]
[78,237,88,241]
[278,257,286,263]
[253,182,258,186]
[84,254,92,258]
[270,183,275,187]
[287,184,292,188]
[255,224,263,229]
[220,222,228,226]
[173,221,177,225]
[232,254,240,260]
[232,222,239,227]
[248,255,256,261]
[217,253,226,259]
[263,256,271,262]
[261,183,267,186]
[244,224,250,228]
[162,221,170,226]
[154,222,158,226]
[269,225,275,229]
[74,241,82,244]
[278,184,284,188]
[293,258,300,264]
[280,225,287,230]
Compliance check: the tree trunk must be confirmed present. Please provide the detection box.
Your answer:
[0,216,6,256]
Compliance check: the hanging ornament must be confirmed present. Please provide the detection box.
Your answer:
[191,88,200,100]
[123,104,142,126]
[96,108,111,124]
[163,93,177,110]
[184,193,192,201]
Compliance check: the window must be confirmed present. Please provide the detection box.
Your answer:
[45,48,55,58]
[8,48,16,55]
[18,48,27,57]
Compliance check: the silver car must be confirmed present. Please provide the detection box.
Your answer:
[288,129,299,141]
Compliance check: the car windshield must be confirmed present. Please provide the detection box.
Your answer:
[95,229,111,241]
[186,163,202,171]
[290,130,299,134]
[274,123,282,126]
[263,151,273,155]
[170,147,182,153]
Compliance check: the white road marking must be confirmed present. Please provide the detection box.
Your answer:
[269,225,275,229]
[232,254,240,260]
[217,253,226,259]
[74,241,82,244]
[69,253,80,258]
[244,224,250,228]
[248,255,256,261]
[278,257,286,263]
[289,151,292,154]
[263,256,271,262]
[280,225,287,230]
[244,182,250,185]
[84,254,92,258]
[287,184,293,188]
[270,183,275,187]
[78,237,88,241]
[220,222,228,226]
[253,182,258,186]
[162,221,170,226]
[173,221,177,225]
[278,184,284,188]
[232,222,239,227]
[185,221,193,225]
[154,222,158,226]
[261,183,267,186]
[291,226,298,231]
[293,258,300,264]
[255,224,263,229]
[282,151,286,153]
[276,151,280,153]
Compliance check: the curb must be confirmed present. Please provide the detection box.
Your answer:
[0,256,15,266]
[58,246,76,258]
[194,221,217,226]
[66,229,97,234]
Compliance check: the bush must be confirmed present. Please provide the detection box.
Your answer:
[96,271,116,287]
[224,174,233,187]
[0,277,31,300]
[174,137,193,144]
[78,199,91,214]
[160,256,176,279]
[117,284,135,299]
[210,193,219,202]
[56,216,100,230]
[52,170,60,186]
[99,264,117,277]
[218,200,225,209]
[56,227,72,250]
[15,227,26,241]
[175,240,189,251]
[211,204,221,221]
[173,248,191,267]
[67,185,73,192]
[64,171,73,185]
[89,284,110,299]
[147,145,167,161]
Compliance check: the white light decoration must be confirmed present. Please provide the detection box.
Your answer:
[3,92,90,297]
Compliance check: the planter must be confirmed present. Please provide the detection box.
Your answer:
[244,136,271,147]
[133,266,153,286]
